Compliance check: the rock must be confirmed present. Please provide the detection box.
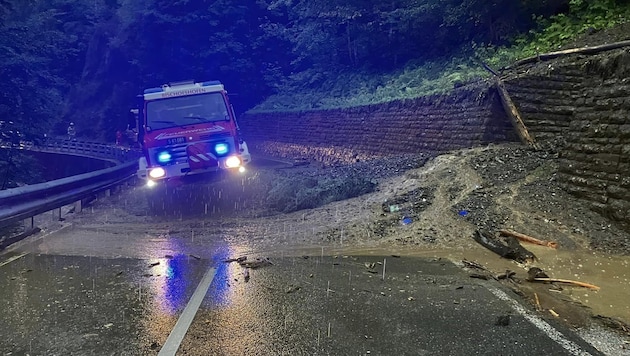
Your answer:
[495,315,511,326]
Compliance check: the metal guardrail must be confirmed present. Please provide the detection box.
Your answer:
[0,139,142,232]
[23,138,141,163]
[0,161,138,230]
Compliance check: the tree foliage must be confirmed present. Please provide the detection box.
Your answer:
[0,0,110,139]
[0,0,105,187]
[259,0,571,86]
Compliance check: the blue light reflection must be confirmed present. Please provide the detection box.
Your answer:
[207,244,233,307]
[161,254,191,313]
[157,244,235,313]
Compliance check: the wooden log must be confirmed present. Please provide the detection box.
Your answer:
[503,39,630,70]
[534,292,542,311]
[499,229,558,249]
[480,61,499,76]
[472,229,536,263]
[495,78,539,149]
[533,277,600,291]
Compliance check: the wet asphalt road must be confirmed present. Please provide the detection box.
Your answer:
[0,243,603,355]
[0,156,608,355]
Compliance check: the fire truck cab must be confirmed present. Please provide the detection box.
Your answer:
[136,80,250,187]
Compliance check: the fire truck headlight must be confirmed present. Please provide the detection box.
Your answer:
[157,151,172,163]
[225,156,241,168]
[214,143,229,155]
[149,167,166,179]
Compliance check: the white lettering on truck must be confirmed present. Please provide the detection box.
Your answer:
[161,88,208,98]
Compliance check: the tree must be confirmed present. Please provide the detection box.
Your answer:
[0,0,10,25]
[73,0,286,121]
[259,0,574,76]
[0,0,102,187]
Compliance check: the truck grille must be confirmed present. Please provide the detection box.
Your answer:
[149,136,236,165]
[200,132,230,141]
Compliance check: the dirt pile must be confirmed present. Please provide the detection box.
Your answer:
[86,142,629,255]
[248,143,629,255]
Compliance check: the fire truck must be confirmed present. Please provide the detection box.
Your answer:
[135,80,250,187]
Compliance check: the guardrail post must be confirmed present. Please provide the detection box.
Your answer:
[24,216,34,230]
[54,208,61,221]
[75,199,82,213]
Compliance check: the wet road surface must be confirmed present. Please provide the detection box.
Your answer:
[1,240,605,355]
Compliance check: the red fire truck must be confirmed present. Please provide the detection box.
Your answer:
[136,80,250,187]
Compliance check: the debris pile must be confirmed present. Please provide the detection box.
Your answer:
[223,255,273,283]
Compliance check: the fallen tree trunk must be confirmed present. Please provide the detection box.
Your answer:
[495,78,539,149]
[502,39,630,70]
[473,229,536,263]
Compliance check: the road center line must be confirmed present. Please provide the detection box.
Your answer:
[159,267,217,356]
[487,286,594,356]
[0,253,29,267]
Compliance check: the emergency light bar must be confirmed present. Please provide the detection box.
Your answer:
[143,80,223,94]
[143,80,225,100]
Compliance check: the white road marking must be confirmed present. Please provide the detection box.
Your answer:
[0,253,29,267]
[158,267,217,356]
[487,286,594,356]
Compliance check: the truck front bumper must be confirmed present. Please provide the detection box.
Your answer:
[141,154,249,187]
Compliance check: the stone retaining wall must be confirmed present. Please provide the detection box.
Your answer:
[505,49,630,228]
[239,49,630,229]
[240,86,517,164]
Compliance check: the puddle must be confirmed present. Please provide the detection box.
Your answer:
[526,245,630,323]
[285,243,630,325]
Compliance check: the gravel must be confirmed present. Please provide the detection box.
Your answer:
[263,143,629,255]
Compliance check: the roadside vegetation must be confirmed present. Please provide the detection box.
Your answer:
[2,1,629,136]
[252,0,630,111]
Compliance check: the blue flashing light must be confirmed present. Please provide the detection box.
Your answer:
[157,151,172,163]
[144,87,164,94]
[214,143,229,155]
[201,80,222,86]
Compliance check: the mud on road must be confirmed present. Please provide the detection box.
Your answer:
[61,143,630,341]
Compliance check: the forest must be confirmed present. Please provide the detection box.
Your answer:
[1,0,629,188]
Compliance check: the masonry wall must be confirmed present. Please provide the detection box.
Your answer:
[504,49,630,227]
[239,49,630,229]
[240,86,517,165]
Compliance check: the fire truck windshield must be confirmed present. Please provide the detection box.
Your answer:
[146,92,229,130]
